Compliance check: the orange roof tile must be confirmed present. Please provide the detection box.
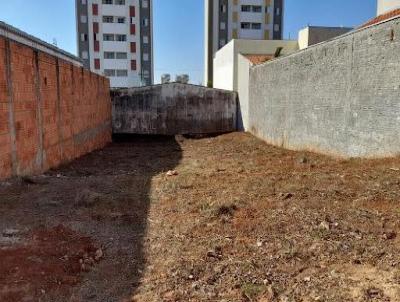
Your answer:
[360,8,400,28]
[245,54,274,65]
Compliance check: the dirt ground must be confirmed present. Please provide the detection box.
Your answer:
[2,132,400,301]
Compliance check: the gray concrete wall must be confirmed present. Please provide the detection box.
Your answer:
[112,83,237,135]
[249,17,400,158]
[237,54,252,131]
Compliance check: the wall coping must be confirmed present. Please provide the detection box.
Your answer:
[0,21,82,66]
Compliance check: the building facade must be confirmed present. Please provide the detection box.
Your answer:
[76,0,153,88]
[204,0,284,86]
[377,0,400,15]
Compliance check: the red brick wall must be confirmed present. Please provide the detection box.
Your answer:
[0,37,12,179]
[0,37,111,180]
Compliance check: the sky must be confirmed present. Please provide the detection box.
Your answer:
[0,0,377,84]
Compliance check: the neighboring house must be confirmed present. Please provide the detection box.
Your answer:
[361,7,400,28]
[377,0,400,15]
[213,39,298,131]
[204,0,284,86]
[298,26,353,50]
[213,25,357,131]
[76,0,153,88]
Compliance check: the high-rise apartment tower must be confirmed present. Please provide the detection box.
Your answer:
[204,0,284,85]
[76,0,153,88]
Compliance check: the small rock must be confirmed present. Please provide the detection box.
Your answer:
[207,250,218,258]
[257,241,264,247]
[166,170,178,177]
[297,156,308,164]
[383,231,396,240]
[280,193,293,200]
[94,248,104,261]
[3,228,20,237]
[304,276,311,282]
[319,221,330,231]
[207,247,223,259]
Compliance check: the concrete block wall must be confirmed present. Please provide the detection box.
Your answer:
[249,17,400,158]
[0,37,112,180]
[112,83,237,135]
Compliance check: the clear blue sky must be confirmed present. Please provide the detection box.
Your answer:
[0,0,376,84]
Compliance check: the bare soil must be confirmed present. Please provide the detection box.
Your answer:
[1,132,400,301]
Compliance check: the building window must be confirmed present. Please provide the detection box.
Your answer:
[115,0,125,5]
[130,6,136,17]
[102,0,112,4]
[104,69,115,77]
[116,34,127,41]
[252,6,262,13]
[104,52,115,59]
[274,24,280,32]
[251,23,262,30]
[94,59,100,70]
[117,17,125,24]
[143,70,150,78]
[220,5,226,13]
[142,0,148,8]
[130,24,136,35]
[93,22,99,33]
[241,5,251,12]
[94,40,100,52]
[103,34,114,41]
[143,36,149,44]
[92,4,98,15]
[117,69,128,77]
[116,52,127,59]
[103,16,114,23]
[130,42,136,53]
[81,33,88,41]
[143,53,149,61]
[241,22,250,29]
[80,15,87,23]
[219,39,226,47]
[131,60,137,71]
[275,7,281,15]
[81,0,87,5]
[220,22,226,30]
[142,18,149,27]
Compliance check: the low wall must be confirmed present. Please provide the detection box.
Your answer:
[0,37,111,180]
[112,83,237,135]
[249,17,400,158]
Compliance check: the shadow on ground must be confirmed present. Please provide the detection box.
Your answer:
[0,135,182,302]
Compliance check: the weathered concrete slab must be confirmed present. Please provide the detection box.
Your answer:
[112,83,237,135]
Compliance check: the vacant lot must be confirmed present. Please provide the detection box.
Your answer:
[1,132,400,301]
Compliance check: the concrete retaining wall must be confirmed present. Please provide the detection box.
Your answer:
[112,83,237,135]
[249,17,400,158]
[0,37,112,180]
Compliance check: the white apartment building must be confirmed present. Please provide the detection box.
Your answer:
[377,0,400,15]
[204,0,284,86]
[76,0,153,88]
